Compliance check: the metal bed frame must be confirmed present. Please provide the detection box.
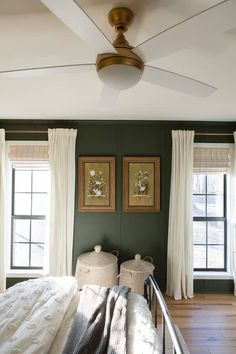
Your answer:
[144,275,187,354]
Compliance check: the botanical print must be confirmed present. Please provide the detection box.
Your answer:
[129,162,155,207]
[123,157,160,212]
[84,162,110,207]
[133,170,149,197]
[88,169,106,197]
[79,157,115,212]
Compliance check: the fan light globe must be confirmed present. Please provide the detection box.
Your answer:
[98,63,143,90]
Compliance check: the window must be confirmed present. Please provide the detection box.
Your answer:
[11,165,49,270]
[193,173,227,271]
[192,144,232,274]
[6,142,49,275]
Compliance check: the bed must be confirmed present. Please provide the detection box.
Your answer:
[0,276,188,354]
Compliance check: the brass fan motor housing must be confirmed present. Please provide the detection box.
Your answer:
[96,7,144,75]
[96,47,144,74]
[108,7,134,33]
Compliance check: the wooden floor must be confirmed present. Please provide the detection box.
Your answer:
[165,294,236,354]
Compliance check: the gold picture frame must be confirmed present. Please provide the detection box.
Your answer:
[79,156,115,212]
[123,157,160,212]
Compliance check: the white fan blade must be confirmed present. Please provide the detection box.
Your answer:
[41,0,116,54]
[0,64,96,78]
[135,0,236,62]
[100,86,120,107]
[143,65,216,97]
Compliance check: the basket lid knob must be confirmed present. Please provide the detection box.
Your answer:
[94,245,102,253]
[135,254,141,261]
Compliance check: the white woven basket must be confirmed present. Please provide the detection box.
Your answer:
[119,254,155,295]
[75,245,118,289]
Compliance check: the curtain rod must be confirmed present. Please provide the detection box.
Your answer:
[195,132,233,136]
[4,130,234,136]
[5,130,48,134]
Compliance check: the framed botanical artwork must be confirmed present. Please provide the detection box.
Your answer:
[79,156,115,212]
[123,157,160,212]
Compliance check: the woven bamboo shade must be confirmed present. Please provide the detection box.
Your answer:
[8,144,48,162]
[193,147,230,173]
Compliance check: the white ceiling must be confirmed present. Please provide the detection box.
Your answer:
[0,0,236,121]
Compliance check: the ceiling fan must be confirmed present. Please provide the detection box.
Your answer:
[1,0,236,98]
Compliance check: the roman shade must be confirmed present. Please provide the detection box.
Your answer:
[8,144,48,162]
[193,147,230,173]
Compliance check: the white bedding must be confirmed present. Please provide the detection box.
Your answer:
[127,293,160,354]
[0,277,160,354]
[0,277,78,354]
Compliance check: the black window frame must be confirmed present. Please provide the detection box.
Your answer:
[193,173,227,272]
[11,166,48,270]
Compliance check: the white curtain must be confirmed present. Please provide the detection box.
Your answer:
[0,129,5,292]
[232,132,236,295]
[48,128,77,276]
[166,130,194,300]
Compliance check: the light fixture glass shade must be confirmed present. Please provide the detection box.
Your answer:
[98,64,143,90]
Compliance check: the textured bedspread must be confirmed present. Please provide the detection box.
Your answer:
[0,277,160,354]
[0,277,78,354]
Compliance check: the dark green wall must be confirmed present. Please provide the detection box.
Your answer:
[194,279,234,294]
[1,119,236,292]
[6,277,31,289]
[73,123,173,291]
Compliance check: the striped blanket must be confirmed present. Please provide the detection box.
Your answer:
[63,285,130,354]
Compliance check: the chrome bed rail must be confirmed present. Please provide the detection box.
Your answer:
[144,275,185,354]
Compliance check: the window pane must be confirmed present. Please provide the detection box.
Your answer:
[32,194,47,215]
[13,219,30,242]
[11,166,48,270]
[207,174,223,194]
[14,193,31,215]
[208,221,224,244]
[12,243,29,267]
[14,170,31,192]
[194,246,206,268]
[33,171,49,193]
[208,246,224,268]
[31,244,44,267]
[31,220,46,242]
[207,195,224,217]
[193,174,206,194]
[193,222,206,244]
[193,195,206,217]
[193,172,226,271]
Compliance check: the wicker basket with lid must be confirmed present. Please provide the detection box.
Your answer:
[75,245,118,289]
[119,254,155,295]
